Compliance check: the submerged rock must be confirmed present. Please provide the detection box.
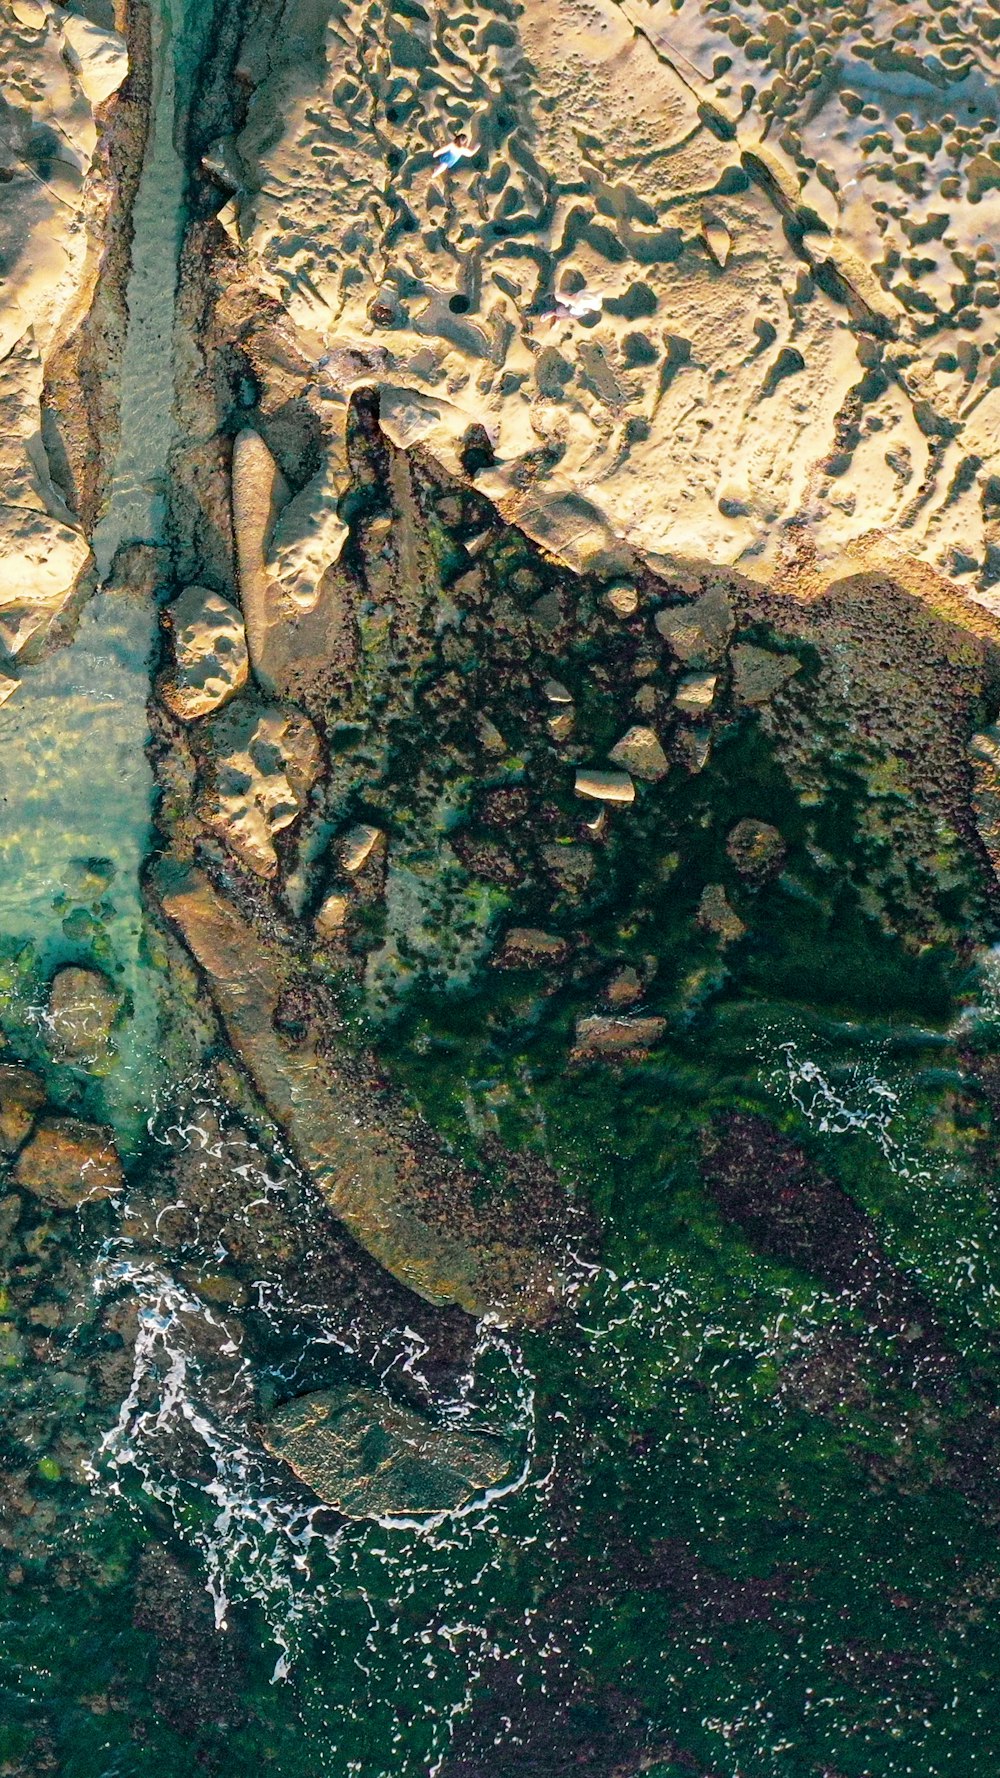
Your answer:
[0,1064,44,1155]
[13,1116,123,1210]
[162,584,249,721]
[263,1386,513,1517]
[696,883,746,944]
[726,818,785,882]
[495,927,569,967]
[572,1015,666,1060]
[47,965,119,1064]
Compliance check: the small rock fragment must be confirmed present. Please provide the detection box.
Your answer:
[541,843,595,893]
[726,818,785,881]
[656,587,734,664]
[0,1064,44,1155]
[548,711,574,740]
[674,726,712,773]
[476,713,507,755]
[342,824,383,874]
[675,673,717,715]
[0,673,17,708]
[495,928,569,967]
[162,585,249,721]
[696,883,746,944]
[575,768,635,804]
[529,592,561,632]
[602,967,644,1009]
[731,644,800,705]
[315,892,350,938]
[604,580,639,617]
[543,678,573,704]
[13,1116,123,1210]
[608,725,669,782]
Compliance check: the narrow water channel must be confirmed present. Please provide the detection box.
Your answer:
[0,0,205,1144]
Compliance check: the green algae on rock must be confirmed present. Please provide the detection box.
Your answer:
[155,859,566,1321]
[263,1386,514,1518]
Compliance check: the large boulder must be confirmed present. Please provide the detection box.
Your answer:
[263,1386,513,1517]
[156,861,563,1320]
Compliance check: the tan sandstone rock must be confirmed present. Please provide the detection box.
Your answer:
[201,702,321,878]
[575,769,635,804]
[162,585,249,721]
[608,726,669,783]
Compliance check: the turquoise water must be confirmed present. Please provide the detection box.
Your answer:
[0,580,159,1140]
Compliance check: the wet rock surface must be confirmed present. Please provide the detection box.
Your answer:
[263,1386,513,1517]
[12,1115,123,1210]
[46,965,119,1066]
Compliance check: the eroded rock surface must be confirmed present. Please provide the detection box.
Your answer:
[161,583,248,720]
[197,700,320,878]
[0,3,129,660]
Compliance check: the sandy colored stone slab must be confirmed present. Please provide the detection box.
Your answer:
[575,769,635,804]
[674,674,718,716]
[608,726,669,783]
